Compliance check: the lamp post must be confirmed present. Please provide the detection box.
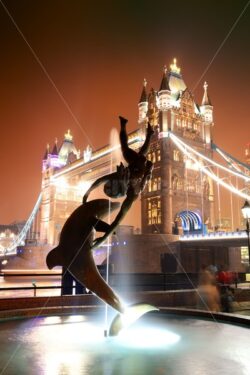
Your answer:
[241,200,250,267]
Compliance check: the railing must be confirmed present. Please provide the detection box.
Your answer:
[0,272,247,298]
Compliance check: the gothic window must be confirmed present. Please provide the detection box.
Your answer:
[157,149,161,161]
[150,177,161,192]
[147,197,161,225]
[152,178,157,191]
[148,179,152,192]
[152,152,156,163]
[176,118,181,127]
[148,209,152,225]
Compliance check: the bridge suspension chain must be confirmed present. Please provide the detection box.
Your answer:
[4,193,42,255]
[169,133,250,201]
[169,132,250,182]
[212,142,250,175]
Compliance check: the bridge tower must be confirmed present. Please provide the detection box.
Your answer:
[40,131,80,245]
[140,59,215,235]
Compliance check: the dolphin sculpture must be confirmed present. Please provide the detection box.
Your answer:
[46,199,125,314]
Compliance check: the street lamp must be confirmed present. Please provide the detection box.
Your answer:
[241,200,250,267]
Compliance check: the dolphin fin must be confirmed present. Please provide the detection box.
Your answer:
[46,246,63,269]
[109,303,159,336]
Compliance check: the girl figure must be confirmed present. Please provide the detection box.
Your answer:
[83,116,154,248]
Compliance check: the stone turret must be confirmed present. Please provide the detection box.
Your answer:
[42,144,50,171]
[200,82,213,143]
[147,88,159,128]
[200,81,213,123]
[138,78,148,125]
[158,66,171,110]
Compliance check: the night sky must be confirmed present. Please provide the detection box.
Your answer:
[0,0,249,224]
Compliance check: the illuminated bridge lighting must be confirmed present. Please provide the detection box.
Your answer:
[180,231,248,241]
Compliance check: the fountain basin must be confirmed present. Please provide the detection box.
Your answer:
[0,309,249,374]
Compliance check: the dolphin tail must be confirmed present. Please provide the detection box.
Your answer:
[46,246,63,270]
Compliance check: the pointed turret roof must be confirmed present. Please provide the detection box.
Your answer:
[58,130,78,165]
[202,81,212,106]
[51,138,58,156]
[43,144,50,160]
[139,78,148,103]
[168,58,186,93]
[159,66,170,91]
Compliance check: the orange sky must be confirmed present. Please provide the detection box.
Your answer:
[0,0,249,224]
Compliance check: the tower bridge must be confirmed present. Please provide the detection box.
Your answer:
[2,59,250,272]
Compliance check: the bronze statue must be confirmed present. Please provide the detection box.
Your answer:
[46,117,156,332]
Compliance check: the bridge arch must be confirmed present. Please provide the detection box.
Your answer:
[176,210,203,233]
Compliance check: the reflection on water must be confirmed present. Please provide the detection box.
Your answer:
[0,313,249,375]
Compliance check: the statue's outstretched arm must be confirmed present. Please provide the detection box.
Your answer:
[82,172,117,204]
[139,122,154,156]
[119,116,138,164]
[91,196,134,249]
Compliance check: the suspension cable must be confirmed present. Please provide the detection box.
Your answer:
[170,132,250,182]
[4,193,42,254]
[170,133,250,201]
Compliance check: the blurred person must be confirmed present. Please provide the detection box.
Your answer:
[220,285,235,313]
[208,263,218,275]
[197,265,220,312]
[217,265,227,285]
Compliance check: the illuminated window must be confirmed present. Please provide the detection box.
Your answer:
[152,152,156,163]
[176,118,181,127]
[150,177,161,192]
[147,197,161,226]
[241,247,249,264]
[157,149,161,161]
[152,178,157,191]
[148,179,152,192]
[148,209,152,225]
[173,149,180,161]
